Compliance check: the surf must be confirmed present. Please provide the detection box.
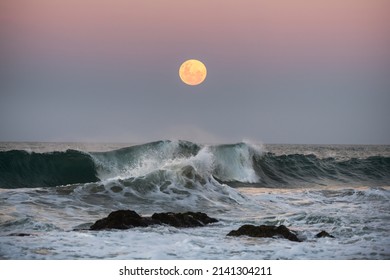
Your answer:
[1,140,389,189]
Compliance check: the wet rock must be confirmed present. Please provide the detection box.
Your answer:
[8,233,35,237]
[90,210,218,230]
[90,210,160,230]
[152,212,218,228]
[227,224,301,242]
[315,230,335,238]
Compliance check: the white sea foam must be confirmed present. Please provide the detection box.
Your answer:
[92,140,262,184]
[1,186,389,259]
[1,143,389,260]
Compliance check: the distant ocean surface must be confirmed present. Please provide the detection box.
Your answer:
[0,141,389,259]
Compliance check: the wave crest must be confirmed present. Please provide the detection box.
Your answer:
[1,140,389,189]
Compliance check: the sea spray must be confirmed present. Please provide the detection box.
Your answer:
[1,140,389,189]
[1,142,389,259]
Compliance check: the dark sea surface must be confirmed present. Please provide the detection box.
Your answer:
[0,141,389,259]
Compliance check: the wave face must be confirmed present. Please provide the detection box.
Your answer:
[253,153,390,187]
[0,140,389,189]
[0,150,99,188]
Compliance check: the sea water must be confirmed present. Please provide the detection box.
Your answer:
[0,141,389,259]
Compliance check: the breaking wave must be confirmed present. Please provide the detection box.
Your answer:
[1,140,389,189]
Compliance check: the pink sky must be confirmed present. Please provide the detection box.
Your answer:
[1,0,389,143]
[2,0,389,67]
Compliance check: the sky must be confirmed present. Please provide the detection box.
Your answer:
[1,0,389,144]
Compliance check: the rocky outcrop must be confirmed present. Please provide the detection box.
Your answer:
[227,224,301,242]
[90,210,218,230]
[315,230,335,238]
[152,212,218,227]
[90,210,158,230]
[89,210,333,244]
[8,233,36,237]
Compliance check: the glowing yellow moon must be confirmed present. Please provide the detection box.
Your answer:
[179,59,207,86]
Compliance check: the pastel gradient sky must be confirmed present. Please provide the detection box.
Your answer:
[1,0,389,144]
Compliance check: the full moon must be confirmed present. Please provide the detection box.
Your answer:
[179,59,207,86]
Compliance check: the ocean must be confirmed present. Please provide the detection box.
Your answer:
[0,141,389,259]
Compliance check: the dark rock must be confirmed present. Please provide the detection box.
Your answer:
[8,233,35,237]
[227,224,301,242]
[315,230,335,238]
[90,210,218,230]
[90,210,160,230]
[152,212,218,228]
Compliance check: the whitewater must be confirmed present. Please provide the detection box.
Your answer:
[0,141,389,259]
